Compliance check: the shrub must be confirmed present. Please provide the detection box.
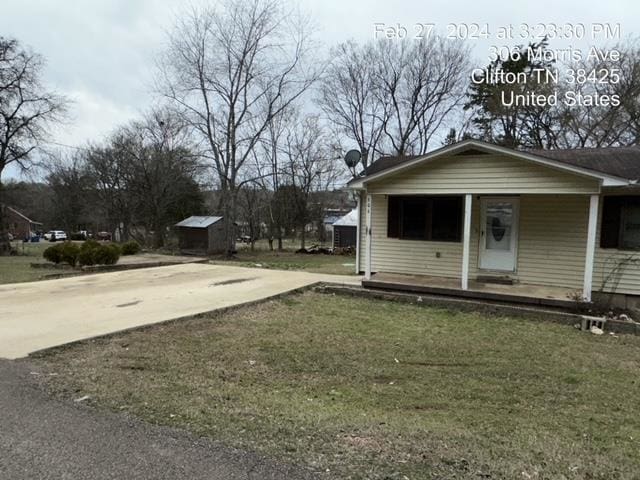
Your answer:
[43,244,64,264]
[93,244,120,265]
[77,240,121,266]
[120,240,141,256]
[80,239,100,252]
[60,242,81,267]
[78,248,96,266]
[78,240,100,267]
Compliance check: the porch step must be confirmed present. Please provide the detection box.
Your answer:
[476,275,514,285]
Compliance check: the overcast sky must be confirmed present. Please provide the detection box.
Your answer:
[2,0,637,179]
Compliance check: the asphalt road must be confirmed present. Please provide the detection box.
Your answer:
[0,359,319,480]
[0,263,359,359]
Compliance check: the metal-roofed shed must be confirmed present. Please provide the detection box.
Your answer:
[175,215,226,254]
[332,209,358,249]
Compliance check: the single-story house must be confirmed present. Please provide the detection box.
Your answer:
[332,209,358,248]
[348,139,640,309]
[175,215,227,254]
[3,206,42,240]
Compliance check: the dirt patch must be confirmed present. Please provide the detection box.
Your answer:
[340,434,383,453]
[115,300,142,308]
[209,277,256,287]
[403,361,475,367]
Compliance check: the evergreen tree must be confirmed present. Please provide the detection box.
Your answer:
[464,38,560,149]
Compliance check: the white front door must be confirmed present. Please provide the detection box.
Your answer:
[479,197,519,272]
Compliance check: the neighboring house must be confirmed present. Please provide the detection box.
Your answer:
[175,216,227,254]
[348,139,640,309]
[332,209,358,248]
[3,206,42,240]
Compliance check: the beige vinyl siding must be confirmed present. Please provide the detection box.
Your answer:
[516,195,587,289]
[594,200,640,295]
[367,154,600,195]
[367,194,605,291]
[594,250,640,295]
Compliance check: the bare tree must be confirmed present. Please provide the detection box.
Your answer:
[237,185,264,251]
[158,0,320,255]
[557,39,640,148]
[84,141,134,240]
[0,37,68,253]
[118,109,205,248]
[250,112,288,250]
[47,152,92,235]
[318,41,386,167]
[319,36,470,163]
[375,37,471,155]
[281,114,344,249]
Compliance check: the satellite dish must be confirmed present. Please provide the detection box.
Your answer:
[344,149,361,168]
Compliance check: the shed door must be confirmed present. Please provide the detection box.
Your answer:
[479,197,519,272]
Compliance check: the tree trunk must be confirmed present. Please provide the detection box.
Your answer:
[300,225,306,250]
[121,221,130,242]
[268,237,273,251]
[153,230,164,249]
[153,218,165,249]
[0,183,12,255]
[222,189,237,256]
[277,235,283,251]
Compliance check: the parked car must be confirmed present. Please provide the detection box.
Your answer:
[96,231,112,241]
[44,230,68,242]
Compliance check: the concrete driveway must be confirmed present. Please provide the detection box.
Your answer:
[0,264,359,359]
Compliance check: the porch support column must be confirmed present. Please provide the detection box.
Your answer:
[583,194,600,302]
[365,193,373,280]
[355,192,361,275]
[461,194,472,291]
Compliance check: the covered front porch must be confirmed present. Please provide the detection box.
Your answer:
[359,192,601,305]
[362,272,578,308]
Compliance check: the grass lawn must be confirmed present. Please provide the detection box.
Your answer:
[0,241,51,284]
[210,239,357,276]
[31,292,640,479]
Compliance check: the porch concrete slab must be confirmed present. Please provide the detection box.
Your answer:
[0,264,360,359]
[363,273,577,308]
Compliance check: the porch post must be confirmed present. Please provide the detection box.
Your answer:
[461,194,472,290]
[365,193,372,280]
[583,194,600,302]
[355,192,361,275]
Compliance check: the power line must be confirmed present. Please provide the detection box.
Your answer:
[44,141,90,151]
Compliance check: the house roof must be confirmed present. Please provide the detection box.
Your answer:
[531,146,640,180]
[363,155,421,176]
[175,216,222,228]
[333,209,358,227]
[349,140,639,188]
